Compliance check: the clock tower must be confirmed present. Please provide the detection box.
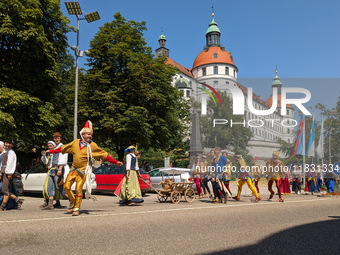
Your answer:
[155,31,169,58]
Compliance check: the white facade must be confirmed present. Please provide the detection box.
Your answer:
[157,13,295,161]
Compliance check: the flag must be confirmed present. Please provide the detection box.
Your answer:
[316,115,324,159]
[292,115,305,156]
[306,115,315,157]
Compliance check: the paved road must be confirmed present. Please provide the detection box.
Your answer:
[0,186,339,255]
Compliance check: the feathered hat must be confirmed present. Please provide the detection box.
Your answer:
[80,120,93,134]
[273,151,279,156]
[124,145,136,153]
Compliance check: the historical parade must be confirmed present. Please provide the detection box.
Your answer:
[1,1,339,254]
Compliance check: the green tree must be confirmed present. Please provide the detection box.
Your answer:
[53,52,78,142]
[0,87,61,151]
[79,13,190,161]
[0,0,71,101]
[198,91,253,155]
[0,0,72,148]
[319,103,340,164]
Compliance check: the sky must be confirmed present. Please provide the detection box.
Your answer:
[61,0,340,119]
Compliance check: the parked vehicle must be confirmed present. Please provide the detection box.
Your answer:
[21,163,97,194]
[13,171,24,195]
[147,168,194,191]
[93,165,151,196]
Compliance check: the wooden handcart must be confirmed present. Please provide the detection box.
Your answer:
[139,167,196,204]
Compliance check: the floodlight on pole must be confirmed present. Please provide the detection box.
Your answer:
[64,2,100,140]
[65,2,82,15]
[85,11,100,23]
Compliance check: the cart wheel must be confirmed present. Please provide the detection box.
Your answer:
[185,188,195,203]
[157,193,168,203]
[170,190,181,204]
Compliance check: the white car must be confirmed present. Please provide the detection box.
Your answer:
[21,163,97,194]
[147,168,194,190]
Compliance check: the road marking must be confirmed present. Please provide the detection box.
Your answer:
[0,198,330,224]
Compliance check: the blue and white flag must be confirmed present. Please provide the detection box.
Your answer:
[316,115,324,159]
[306,115,315,157]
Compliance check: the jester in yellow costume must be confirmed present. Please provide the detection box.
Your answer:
[232,154,261,202]
[265,151,285,202]
[48,120,122,216]
[252,156,263,195]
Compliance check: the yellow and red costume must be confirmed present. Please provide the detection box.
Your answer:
[265,153,285,201]
[235,158,260,201]
[252,163,262,194]
[49,121,119,215]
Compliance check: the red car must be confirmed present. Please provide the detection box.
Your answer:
[93,165,151,196]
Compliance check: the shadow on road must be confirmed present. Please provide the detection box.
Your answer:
[204,217,340,254]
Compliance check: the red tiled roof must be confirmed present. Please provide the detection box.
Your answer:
[166,58,194,78]
[193,47,235,69]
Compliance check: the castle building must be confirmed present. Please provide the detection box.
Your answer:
[155,12,295,162]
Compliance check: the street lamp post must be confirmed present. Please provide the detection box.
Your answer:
[65,2,100,140]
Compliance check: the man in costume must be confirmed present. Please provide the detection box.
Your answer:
[265,151,285,202]
[40,139,67,210]
[291,165,302,194]
[51,132,69,205]
[212,147,228,203]
[0,138,24,211]
[47,120,122,216]
[198,155,211,198]
[251,157,262,196]
[119,146,144,205]
[305,165,316,195]
[232,154,261,202]
[222,151,233,196]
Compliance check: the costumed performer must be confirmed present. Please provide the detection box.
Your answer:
[265,151,285,202]
[232,154,261,203]
[0,139,24,211]
[212,147,228,203]
[222,151,233,196]
[119,146,144,205]
[47,120,122,216]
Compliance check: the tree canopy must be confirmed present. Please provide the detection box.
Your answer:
[79,13,190,160]
[198,91,253,155]
[0,0,71,101]
[0,0,72,149]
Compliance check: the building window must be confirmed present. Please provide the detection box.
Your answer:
[202,67,206,76]
[225,67,229,75]
[214,53,218,59]
[287,109,289,115]
[213,81,218,86]
[186,90,190,97]
[234,70,236,77]
[288,139,290,143]
[288,129,290,134]
[214,66,218,74]
[225,81,229,84]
